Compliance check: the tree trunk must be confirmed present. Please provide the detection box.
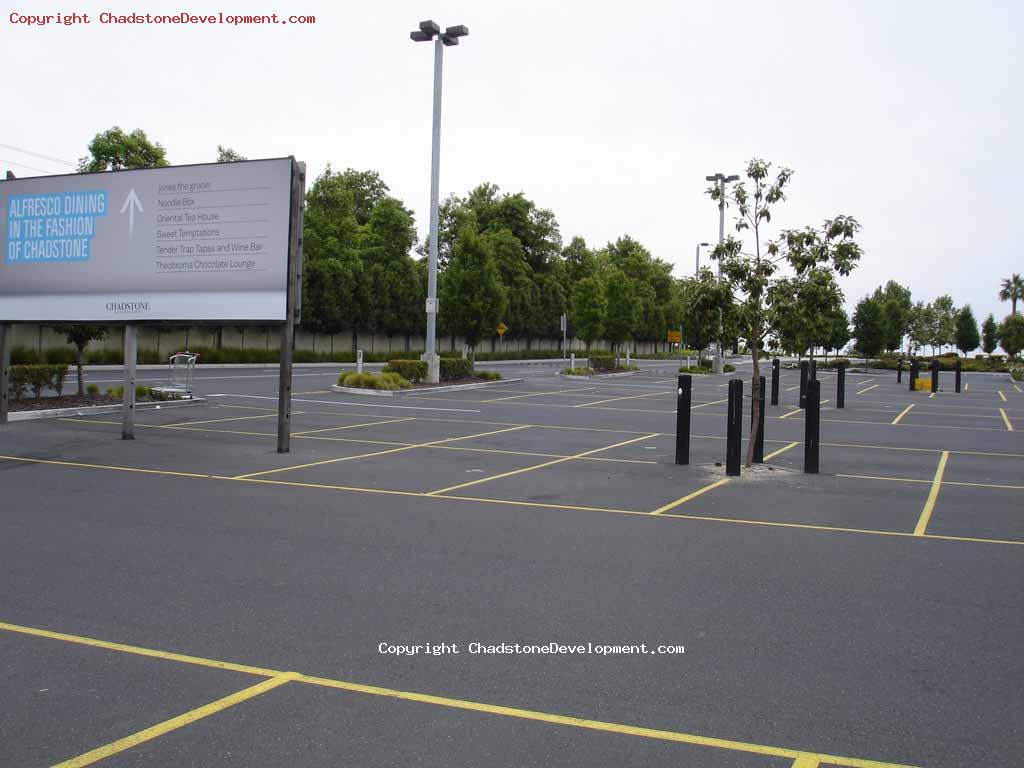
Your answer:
[746,324,762,468]
[76,345,85,396]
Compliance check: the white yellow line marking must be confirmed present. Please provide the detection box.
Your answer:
[998,390,1007,402]
[763,441,800,461]
[650,478,730,515]
[1000,408,1013,432]
[856,384,878,395]
[891,404,915,425]
[914,451,949,536]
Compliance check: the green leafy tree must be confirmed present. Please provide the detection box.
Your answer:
[768,268,845,358]
[932,295,958,352]
[998,314,1024,359]
[570,276,606,353]
[710,158,861,466]
[603,268,638,355]
[562,236,597,287]
[908,301,937,354]
[982,313,999,354]
[852,295,887,358]
[954,305,981,355]
[216,146,246,162]
[442,225,507,356]
[78,127,168,172]
[680,268,732,362]
[999,273,1023,316]
[875,281,913,352]
[825,307,851,356]
[52,324,108,395]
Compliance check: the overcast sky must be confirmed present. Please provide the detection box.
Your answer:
[4,0,1021,323]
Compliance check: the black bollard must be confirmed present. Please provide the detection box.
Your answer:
[771,358,780,406]
[837,362,846,408]
[726,379,742,476]
[897,356,903,383]
[799,361,809,408]
[955,358,962,393]
[931,359,939,393]
[751,375,766,462]
[909,359,919,392]
[675,374,691,465]
[804,379,820,474]
[810,358,817,380]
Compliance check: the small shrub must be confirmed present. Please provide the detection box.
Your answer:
[440,357,473,381]
[384,359,428,383]
[1011,368,1022,381]
[135,385,150,399]
[476,370,502,381]
[337,372,410,390]
[9,364,67,399]
[589,352,616,372]
[678,365,710,375]
[86,383,100,396]
[723,363,736,373]
[112,385,124,398]
[561,367,595,376]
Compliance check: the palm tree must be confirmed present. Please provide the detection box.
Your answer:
[1000,273,1024,315]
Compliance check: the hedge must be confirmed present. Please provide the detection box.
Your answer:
[384,359,428,383]
[8,364,69,399]
[440,357,473,381]
[337,371,410,390]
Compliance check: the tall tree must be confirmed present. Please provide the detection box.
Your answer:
[710,158,861,466]
[999,273,1023,316]
[908,301,937,354]
[932,295,958,352]
[998,314,1024,359]
[852,295,887,358]
[570,276,606,353]
[216,145,246,162]
[603,268,638,355]
[875,281,913,352]
[78,127,168,172]
[442,225,507,356]
[679,268,732,363]
[981,313,999,354]
[954,305,980,355]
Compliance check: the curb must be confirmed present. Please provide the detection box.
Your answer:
[331,378,524,397]
[7,397,206,422]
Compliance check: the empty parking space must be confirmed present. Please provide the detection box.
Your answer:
[1,361,1021,767]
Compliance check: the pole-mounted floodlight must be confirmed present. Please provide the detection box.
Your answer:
[706,171,739,373]
[410,19,469,383]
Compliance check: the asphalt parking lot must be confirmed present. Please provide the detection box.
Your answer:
[1,360,1021,767]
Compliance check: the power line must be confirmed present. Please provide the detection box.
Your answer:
[0,158,55,175]
[0,143,77,167]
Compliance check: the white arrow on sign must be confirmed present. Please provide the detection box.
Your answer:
[120,188,143,239]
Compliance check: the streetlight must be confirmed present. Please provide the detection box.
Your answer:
[411,19,469,383]
[705,172,739,374]
[694,241,709,275]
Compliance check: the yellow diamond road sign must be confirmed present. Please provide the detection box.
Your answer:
[496,322,508,336]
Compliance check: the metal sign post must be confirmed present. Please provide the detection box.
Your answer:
[0,323,10,425]
[277,160,305,454]
[122,324,137,440]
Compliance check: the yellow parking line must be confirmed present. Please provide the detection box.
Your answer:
[165,412,287,427]
[53,672,299,767]
[780,408,802,419]
[0,620,281,676]
[764,441,799,461]
[425,433,657,495]
[573,390,670,408]
[928,392,936,399]
[965,382,970,391]
[914,451,949,536]
[1000,408,1013,432]
[856,384,878,395]
[791,757,820,768]
[650,478,730,515]
[293,416,415,435]
[234,425,532,479]
[891,404,915,425]
[998,390,1007,402]
[0,621,916,768]
[1014,383,1022,393]
[691,397,729,410]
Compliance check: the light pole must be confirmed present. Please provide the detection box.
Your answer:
[694,241,709,275]
[411,20,468,383]
[705,173,739,374]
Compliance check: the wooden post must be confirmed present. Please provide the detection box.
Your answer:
[0,323,11,426]
[122,323,137,440]
[277,160,305,453]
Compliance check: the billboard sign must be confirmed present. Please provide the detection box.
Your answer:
[0,158,294,322]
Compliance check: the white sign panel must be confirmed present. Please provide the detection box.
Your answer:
[0,158,293,321]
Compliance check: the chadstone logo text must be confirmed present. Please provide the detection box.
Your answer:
[106,301,150,313]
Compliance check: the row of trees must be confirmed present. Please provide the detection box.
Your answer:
[852,284,1024,358]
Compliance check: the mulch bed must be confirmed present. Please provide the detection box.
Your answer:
[11,395,122,412]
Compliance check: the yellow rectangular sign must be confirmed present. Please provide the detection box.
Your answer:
[666,330,681,343]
